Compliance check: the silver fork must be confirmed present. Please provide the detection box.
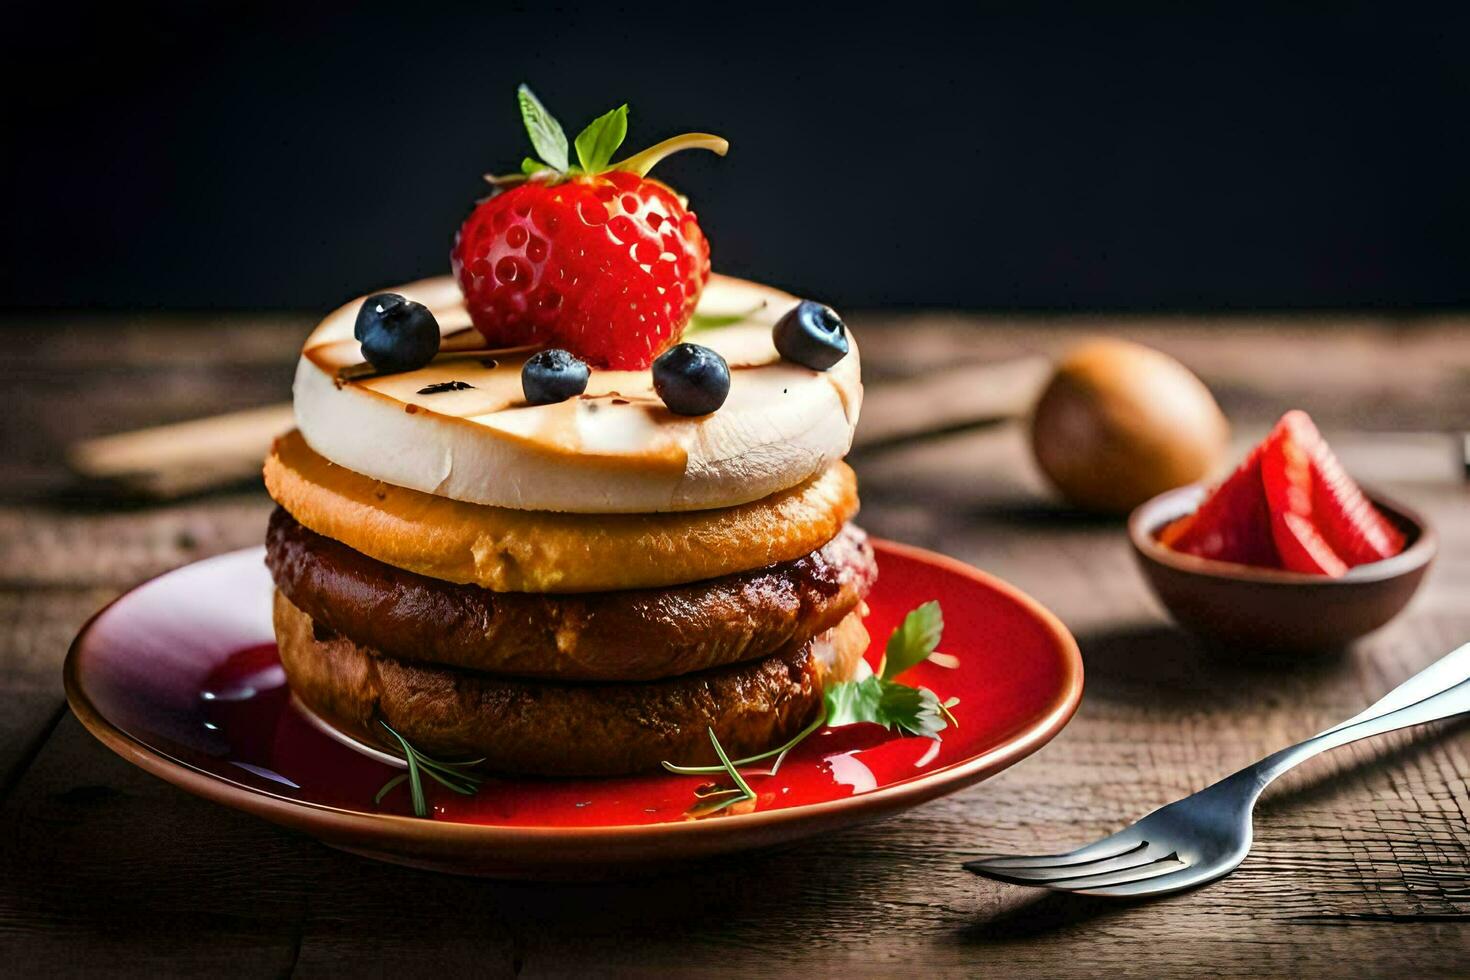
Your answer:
[965,641,1470,898]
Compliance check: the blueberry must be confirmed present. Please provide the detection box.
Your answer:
[773,300,848,371]
[653,343,730,416]
[521,348,590,405]
[354,293,441,373]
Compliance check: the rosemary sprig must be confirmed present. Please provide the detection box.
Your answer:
[374,720,487,818]
[662,707,828,778]
[373,773,409,804]
[684,727,759,818]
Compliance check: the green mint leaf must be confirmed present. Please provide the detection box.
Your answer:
[880,600,944,681]
[823,676,951,739]
[517,84,569,172]
[574,104,629,174]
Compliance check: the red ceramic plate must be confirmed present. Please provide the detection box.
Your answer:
[64,540,1082,878]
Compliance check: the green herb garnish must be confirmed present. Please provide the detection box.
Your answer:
[822,599,959,737]
[823,674,958,737]
[662,601,959,817]
[879,600,944,679]
[374,720,487,818]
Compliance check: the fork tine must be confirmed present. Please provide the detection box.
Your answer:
[968,842,1165,883]
[1067,860,1230,898]
[963,828,1145,873]
[1004,854,1189,892]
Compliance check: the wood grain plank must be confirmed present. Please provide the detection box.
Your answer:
[0,714,306,976]
[0,496,272,590]
[0,589,113,798]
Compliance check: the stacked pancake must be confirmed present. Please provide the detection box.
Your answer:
[263,275,872,775]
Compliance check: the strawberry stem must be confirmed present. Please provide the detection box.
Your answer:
[613,133,729,177]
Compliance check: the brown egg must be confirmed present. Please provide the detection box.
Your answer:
[1031,338,1229,514]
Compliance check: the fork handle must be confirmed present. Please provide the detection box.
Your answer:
[1257,670,1470,786]
[1320,641,1470,736]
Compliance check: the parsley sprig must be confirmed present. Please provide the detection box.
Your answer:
[663,600,959,817]
[374,719,487,818]
[826,600,959,736]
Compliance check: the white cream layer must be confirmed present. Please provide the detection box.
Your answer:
[292,274,862,513]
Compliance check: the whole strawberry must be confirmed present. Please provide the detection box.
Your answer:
[452,86,727,369]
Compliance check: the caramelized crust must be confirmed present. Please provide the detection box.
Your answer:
[266,508,876,681]
[274,592,869,776]
[263,429,859,592]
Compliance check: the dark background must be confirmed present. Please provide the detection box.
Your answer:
[5,1,1468,312]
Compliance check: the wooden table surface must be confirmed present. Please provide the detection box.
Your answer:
[1,311,1468,978]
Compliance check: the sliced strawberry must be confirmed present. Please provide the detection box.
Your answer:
[1260,423,1349,576]
[1276,411,1405,565]
[1276,512,1350,576]
[1167,440,1279,568]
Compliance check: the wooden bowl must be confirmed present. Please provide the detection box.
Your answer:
[1129,484,1436,654]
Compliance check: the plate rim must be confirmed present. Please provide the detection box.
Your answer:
[63,539,1083,847]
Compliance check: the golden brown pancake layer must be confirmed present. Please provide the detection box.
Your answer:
[275,592,869,776]
[264,430,859,592]
[266,507,876,681]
